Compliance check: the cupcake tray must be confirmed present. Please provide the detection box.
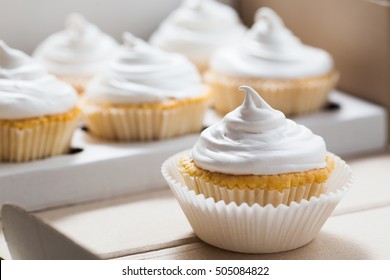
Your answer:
[0,90,387,216]
[0,130,200,216]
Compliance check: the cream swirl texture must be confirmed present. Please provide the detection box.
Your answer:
[210,7,333,79]
[192,86,327,175]
[33,13,118,76]
[0,41,46,80]
[0,41,78,120]
[85,32,205,104]
[149,0,246,63]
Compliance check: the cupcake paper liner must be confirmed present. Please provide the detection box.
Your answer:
[205,70,339,116]
[0,112,81,162]
[82,98,209,141]
[161,151,353,253]
[180,170,328,207]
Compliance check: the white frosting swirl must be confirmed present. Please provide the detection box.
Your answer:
[210,7,333,79]
[192,86,327,175]
[85,32,205,104]
[0,41,78,120]
[33,13,118,76]
[0,41,46,80]
[149,0,246,63]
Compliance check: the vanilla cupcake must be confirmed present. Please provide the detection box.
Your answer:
[0,41,80,162]
[162,86,352,253]
[81,33,211,141]
[177,86,335,206]
[33,13,118,94]
[205,7,339,116]
[150,0,246,73]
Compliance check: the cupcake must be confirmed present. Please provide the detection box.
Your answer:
[81,32,211,141]
[0,41,81,162]
[162,86,353,253]
[205,7,339,116]
[33,13,118,94]
[150,0,246,73]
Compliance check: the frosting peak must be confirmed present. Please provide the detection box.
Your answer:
[192,86,327,175]
[66,13,90,47]
[228,86,285,134]
[0,40,46,80]
[122,32,152,51]
[0,42,78,120]
[246,7,303,61]
[185,0,202,10]
[33,14,118,76]
[123,32,140,49]
[85,32,204,105]
[149,0,246,62]
[240,85,272,111]
[0,41,21,69]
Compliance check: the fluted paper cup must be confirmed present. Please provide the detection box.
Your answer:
[205,70,339,116]
[82,99,209,141]
[161,151,353,253]
[0,109,81,162]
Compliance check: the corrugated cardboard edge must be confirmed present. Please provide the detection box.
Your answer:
[1,204,99,260]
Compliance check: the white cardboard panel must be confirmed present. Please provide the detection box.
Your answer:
[0,224,11,260]
[0,91,387,216]
[0,132,199,215]
[35,190,194,259]
[295,91,388,157]
[1,204,99,260]
[334,152,390,215]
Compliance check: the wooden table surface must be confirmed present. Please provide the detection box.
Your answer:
[1,151,389,260]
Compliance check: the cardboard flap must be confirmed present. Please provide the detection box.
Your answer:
[1,204,99,260]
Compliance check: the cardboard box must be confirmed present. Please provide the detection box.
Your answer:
[238,0,390,142]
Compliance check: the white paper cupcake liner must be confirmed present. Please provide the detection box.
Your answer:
[0,114,80,162]
[205,70,339,116]
[161,151,353,253]
[82,99,209,141]
[180,168,328,207]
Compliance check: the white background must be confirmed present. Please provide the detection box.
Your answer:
[2,260,390,279]
[0,0,235,54]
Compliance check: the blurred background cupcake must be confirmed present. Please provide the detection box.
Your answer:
[81,32,211,141]
[205,7,339,116]
[33,13,118,94]
[149,0,246,74]
[0,41,80,162]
